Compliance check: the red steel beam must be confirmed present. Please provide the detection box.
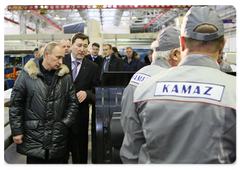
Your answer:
[143,8,171,30]
[7,5,191,11]
[4,17,35,32]
[99,9,103,30]
[30,10,62,31]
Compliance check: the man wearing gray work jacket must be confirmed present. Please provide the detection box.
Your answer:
[132,7,236,164]
[120,27,181,164]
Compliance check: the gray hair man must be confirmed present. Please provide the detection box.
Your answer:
[120,27,181,164]
[132,7,236,163]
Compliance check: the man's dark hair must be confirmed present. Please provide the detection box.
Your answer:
[112,47,118,53]
[92,42,100,48]
[148,49,153,55]
[71,32,90,45]
[33,48,38,52]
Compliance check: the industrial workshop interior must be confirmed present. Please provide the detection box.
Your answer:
[1,1,238,168]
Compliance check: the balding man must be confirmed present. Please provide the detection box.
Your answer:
[60,39,71,54]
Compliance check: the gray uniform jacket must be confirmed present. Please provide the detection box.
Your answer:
[219,60,233,72]
[132,55,236,164]
[120,59,171,164]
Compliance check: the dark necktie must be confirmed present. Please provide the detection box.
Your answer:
[104,58,110,72]
[72,60,80,82]
[92,56,97,61]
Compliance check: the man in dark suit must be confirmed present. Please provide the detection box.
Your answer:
[63,32,98,164]
[99,44,124,80]
[85,42,103,67]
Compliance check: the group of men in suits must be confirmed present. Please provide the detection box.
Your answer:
[86,43,124,75]
[62,32,124,163]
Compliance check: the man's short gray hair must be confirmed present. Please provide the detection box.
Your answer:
[152,47,180,61]
[43,42,62,58]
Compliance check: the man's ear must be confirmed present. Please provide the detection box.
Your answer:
[179,36,185,52]
[170,49,180,61]
[44,51,49,58]
[219,37,227,54]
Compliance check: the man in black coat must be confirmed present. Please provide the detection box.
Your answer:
[63,32,99,164]
[137,49,153,70]
[85,42,103,67]
[9,42,78,164]
[99,44,124,81]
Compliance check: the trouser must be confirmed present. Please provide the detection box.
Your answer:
[26,150,68,164]
[68,128,88,164]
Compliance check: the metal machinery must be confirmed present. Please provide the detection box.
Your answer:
[5,68,21,84]
[92,72,134,163]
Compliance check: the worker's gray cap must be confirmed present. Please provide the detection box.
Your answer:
[151,27,180,51]
[181,7,224,41]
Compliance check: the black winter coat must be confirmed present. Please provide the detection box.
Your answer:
[9,58,78,159]
[123,55,140,71]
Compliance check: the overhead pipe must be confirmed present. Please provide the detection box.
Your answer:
[113,9,124,26]
[153,11,178,31]
[4,17,35,32]
[143,8,171,30]
[30,10,62,31]
[77,9,89,25]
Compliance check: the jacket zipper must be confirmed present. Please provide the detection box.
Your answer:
[29,91,35,109]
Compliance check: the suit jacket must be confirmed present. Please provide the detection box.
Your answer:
[98,53,124,85]
[63,54,99,134]
[85,54,103,67]
[100,53,124,72]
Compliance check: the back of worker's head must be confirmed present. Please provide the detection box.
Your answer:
[180,7,225,54]
[151,27,180,60]
[151,27,181,66]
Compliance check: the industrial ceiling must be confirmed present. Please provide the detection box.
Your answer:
[4,5,236,51]
[4,5,192,33]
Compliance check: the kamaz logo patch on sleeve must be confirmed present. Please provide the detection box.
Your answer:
[154,82,225,101]
[130,73,150,84]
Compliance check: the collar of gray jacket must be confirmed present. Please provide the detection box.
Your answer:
[24,58,69,80]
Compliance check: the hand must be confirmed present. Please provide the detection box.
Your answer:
[13,134,23,144]
[76,91,87,103]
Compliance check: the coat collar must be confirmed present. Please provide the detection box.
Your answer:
[151,58,172,68]
[24,58,69,79]
[178,54,220,69]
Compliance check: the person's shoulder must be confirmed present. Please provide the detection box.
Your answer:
[63,53,71,61]
[220,71,236,81]
[85,54,91,59]
[64,53,71,58]
[111,53,120,59]
[84,57,98,68]
[97,55,103,60]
